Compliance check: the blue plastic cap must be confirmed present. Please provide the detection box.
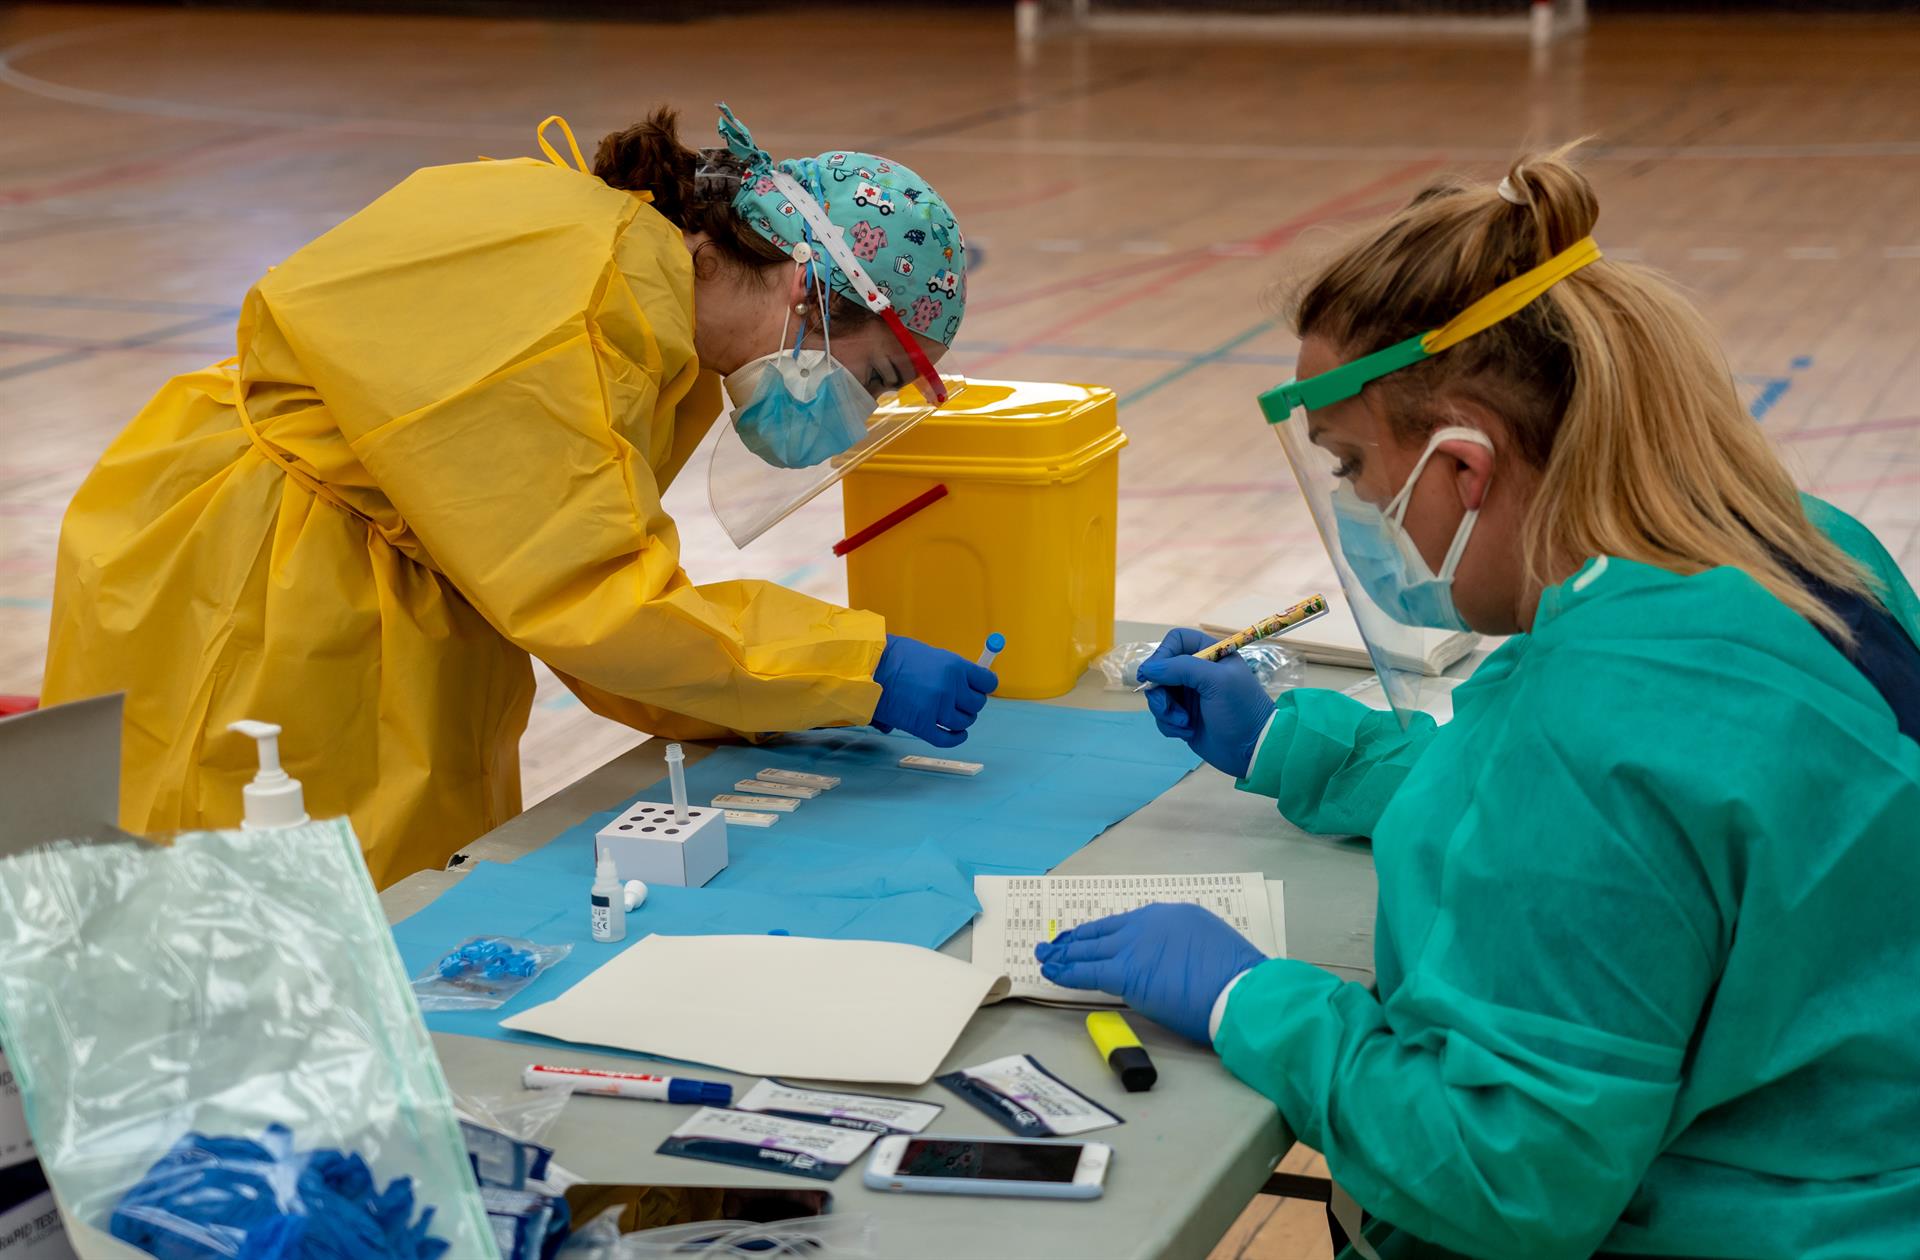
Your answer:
[986,633,1005,652]
[668,1079,734,1106]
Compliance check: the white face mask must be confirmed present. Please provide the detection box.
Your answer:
[1330,425,1493,632]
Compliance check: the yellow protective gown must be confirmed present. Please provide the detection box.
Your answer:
[43,149,885,888]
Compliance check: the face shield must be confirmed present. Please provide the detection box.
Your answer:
[1256,236,1603,726]
[708,169,972,548]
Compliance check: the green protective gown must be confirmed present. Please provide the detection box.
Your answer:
[1218,503,1920,1260]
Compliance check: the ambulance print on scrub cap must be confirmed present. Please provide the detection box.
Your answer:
[704,104,974,547]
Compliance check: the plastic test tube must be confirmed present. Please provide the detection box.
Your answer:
[976,632,1005,670]
[665,742,688,823]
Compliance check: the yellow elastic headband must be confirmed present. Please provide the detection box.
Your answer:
[1423,236,1602,353]
[1259,235,1603,422]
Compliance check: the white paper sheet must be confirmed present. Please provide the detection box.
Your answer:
[970,873,1287,1004]
[501,934,1011,1085]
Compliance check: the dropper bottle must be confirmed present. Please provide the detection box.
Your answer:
[591,848,626,943]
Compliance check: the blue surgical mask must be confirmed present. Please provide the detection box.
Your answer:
[1331,426,1491,632]
[721,248,878,471]
[722,347,875,469]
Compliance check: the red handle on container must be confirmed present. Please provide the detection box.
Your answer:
[833,484,949,558]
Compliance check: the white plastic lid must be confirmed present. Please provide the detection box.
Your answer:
[229,720,309,830]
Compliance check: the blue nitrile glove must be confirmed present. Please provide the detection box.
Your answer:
[1034,903,1267,1045]
[872,634,998,748]
[1137,627,1276,779]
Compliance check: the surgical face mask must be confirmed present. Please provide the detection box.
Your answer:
[1331,425,1492,632]
[722,349,875,470]
[720,268,877,470]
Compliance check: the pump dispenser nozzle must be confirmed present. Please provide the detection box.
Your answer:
[229,720,308,830]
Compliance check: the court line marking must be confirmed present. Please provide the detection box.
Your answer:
[0,292,238,316]
[972,162,1443,373]
[0,312,236,382]
[0,20,526,137]
[1119,321,1278,409]
[914,136,1920,163]
[1777,414,1920,443]
[14,22,1918,167]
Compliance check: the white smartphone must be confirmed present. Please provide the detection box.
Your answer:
[862,1135,1110,1200]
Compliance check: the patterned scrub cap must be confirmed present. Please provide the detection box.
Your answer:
[716,104,968,347]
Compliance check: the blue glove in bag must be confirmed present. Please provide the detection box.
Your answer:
[1034,903,1268,1045]
[871,634,998,748]
[0,821,492,1258]
[111,1124,449,1260]
[1137,628,1277,779]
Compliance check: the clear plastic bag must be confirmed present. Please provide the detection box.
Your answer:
[1097,639,1305,696]
[413,935,572,1011]
[557,1208,878,1259]
[457,1083,572,1149]
[457,1082,581,1193]
[619,1216,877,1258]
[0,821,492,1258]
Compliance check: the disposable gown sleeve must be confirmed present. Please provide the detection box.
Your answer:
[1235,688,1438,835]
[1214,665,1720,1259]
[360,389,885,735]
[251,163,885,736]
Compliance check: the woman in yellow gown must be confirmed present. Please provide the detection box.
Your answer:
[43,107,992,887]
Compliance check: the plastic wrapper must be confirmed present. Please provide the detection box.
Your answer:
[0,820,492,1258]
[458,1085,584,1260]
[1097,639,1305,697]
[413,935,572,1011]
[558,1207,877,1259]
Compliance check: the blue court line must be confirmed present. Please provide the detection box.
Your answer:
[958,338,1295,370]
[1117,321,1280,409]
[1748,354,1813,423]
[0,292,239,317]
[1750,379,1793,421]
[0,312,237,382]
[0,596,52,611]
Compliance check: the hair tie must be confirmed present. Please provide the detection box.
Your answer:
[1497,175,1527,206]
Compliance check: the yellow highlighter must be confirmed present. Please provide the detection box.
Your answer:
[1086,1012,1158,1092]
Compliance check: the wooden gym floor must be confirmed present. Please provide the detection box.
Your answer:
[2,5,1917,1255]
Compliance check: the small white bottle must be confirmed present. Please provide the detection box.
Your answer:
[228,720,309,830]
[591,848,625,943]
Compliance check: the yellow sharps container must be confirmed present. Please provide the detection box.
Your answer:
[841,380,1127,699]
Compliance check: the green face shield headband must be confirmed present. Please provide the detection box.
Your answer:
[1258,235,1602,424]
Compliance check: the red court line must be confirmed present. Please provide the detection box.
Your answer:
[1777,414,1920,443]
[1808,470,1920,495]
[964,180,1079,216]
[0,126,323,207]
[970,194,1419,317]
[970,160,1446,374]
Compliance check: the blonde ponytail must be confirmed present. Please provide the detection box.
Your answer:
[1289,144,1875,641]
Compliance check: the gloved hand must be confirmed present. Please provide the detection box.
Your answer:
[1137,627,1276,779]
[872,634,998,748]
[1034,903,1268,1045]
